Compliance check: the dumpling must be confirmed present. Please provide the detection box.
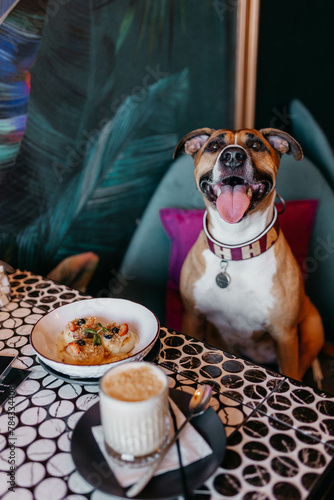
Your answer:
[62,318,91,345]
[62,338,105,365]
[101,324,136,354]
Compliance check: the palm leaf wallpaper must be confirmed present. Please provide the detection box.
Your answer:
[0,0,235,294]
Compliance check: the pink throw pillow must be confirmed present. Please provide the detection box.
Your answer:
[160,200,318,331]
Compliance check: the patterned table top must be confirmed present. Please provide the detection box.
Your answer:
[0,270,334,500]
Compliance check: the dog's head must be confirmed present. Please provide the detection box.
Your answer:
[174,128,303,224]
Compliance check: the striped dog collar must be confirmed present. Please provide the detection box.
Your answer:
[203,206,280,261]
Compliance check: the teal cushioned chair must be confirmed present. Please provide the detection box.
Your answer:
[117,151,334,344]
[290,99,334,192]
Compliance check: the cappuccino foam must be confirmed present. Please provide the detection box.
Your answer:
[103,365,164,402]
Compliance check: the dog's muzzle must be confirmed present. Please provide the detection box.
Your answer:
[219,146,247,170]
[199,145,273,224]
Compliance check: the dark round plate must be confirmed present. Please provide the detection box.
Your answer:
[38,338,161,385]
[71,388,226,499]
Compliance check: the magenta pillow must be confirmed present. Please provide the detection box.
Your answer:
[160,200,318,331]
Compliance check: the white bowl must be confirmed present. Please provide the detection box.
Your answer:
[30,298,160,378]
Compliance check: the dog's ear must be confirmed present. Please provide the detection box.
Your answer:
[260,128,303,161]
[173,128,214,159]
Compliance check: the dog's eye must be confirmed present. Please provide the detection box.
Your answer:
[207,141,219,152]
[252,141,262,151]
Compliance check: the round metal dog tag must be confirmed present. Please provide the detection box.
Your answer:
[216,272,231,288]
[216,259,231,288]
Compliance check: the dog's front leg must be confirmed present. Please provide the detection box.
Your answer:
[271,326,300,380]
[181,306,208,341]
[182,307,229,348]
[180,242,210,341]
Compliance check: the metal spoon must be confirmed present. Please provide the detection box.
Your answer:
[126,384,212,498]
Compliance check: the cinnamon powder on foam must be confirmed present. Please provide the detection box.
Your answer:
[103,365,164,402]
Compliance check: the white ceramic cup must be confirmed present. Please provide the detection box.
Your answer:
[99,361,170,466]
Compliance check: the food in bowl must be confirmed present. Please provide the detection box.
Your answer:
[57,317,139,366]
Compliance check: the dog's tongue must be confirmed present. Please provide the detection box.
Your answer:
[216,184,251,223]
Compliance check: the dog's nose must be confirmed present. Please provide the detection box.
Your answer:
[220,147,247,169]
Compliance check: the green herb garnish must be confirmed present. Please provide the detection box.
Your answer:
[84,328,97,335]
[97,322,109,331]
[93,333,102,346]
[96,322,110,335]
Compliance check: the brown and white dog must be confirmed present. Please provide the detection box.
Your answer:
[174,127,324,380]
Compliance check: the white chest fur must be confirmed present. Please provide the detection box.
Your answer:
[193,246,277,363]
